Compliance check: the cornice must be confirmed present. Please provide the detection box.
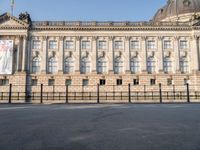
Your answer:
[30,26,192,31]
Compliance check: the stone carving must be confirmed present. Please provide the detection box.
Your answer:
[19,12,31,24]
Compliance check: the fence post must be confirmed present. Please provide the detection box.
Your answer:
[144,85,146,100]
[186,83,190,103]
[8,84,12,104]
[128,84,131,103]
[97,84,100,104]
[66,85,68,104]
[40,84,43,104]
[173,84,176,100]
[159,83,162,103]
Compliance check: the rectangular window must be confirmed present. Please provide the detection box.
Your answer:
[98,41,106,50]
[65,79,72,86]
[180,40,188,49]
[131,41,140,49]
[164,40,172,49]
[49,40,57,49]
[99,79,106,86]
[48,79,55,86]
[184,79,189,85]
[83,79,89,86]
[150,79,156,85]
[133,79,139,85]
[167,79,172,86]
[147,40,156,49]
[0,79,9,86]
[31,79,38,86]
[117,79,123,86]
[114,41,123,49]
[32,40,40,49]
[65,41,74,49]
[81,41,91,49]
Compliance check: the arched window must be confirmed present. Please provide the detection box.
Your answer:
[48,57,57,74]
[80,57,90,74]
[163,57,172,73]
[114,57,123,74]
[130,57,140,73]
[180,57,188,73]
[32,57,40,73]
[64,57,74,73]
[97,57,107,74]
[147,57,156,73]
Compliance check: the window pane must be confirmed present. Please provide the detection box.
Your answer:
[65,41,74,49]
[98,41,106,49]
[82,41,90,49]
[131,41,139,49]
[32,40,40,49]
[49,40,57,49]
[115,41,123,49]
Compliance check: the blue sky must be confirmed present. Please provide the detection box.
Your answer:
[1,0,167,21]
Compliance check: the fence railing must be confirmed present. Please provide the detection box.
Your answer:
[0,83,200,104]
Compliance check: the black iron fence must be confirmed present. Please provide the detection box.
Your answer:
[0,83,200,104]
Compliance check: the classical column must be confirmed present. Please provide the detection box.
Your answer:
[16,36,21,72]
[174,37,180,73]
[190,36,199,72]
[158,36,164,72]
[22,35,27,72]
[108,36,114,73]
[125,36,131,73]
[141,36,147,72]
[41,36,48,73]
[58,36,64,73]
[26,36,31,73]
[91,36,97,73]
[75,36,81,73]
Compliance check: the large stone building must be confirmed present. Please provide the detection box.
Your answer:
[1,0,200,99]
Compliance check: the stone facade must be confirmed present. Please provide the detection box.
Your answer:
[1,2,200,103]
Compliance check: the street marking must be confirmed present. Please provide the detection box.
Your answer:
[0,106,35,110]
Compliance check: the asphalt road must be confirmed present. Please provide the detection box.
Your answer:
[0,104,200,150]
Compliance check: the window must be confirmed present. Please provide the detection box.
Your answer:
[131,41,140,49]
[80,57,90,74]
[66,79,72,86]
[31,79,38,86]
[180,40,188,49]
[147,40,156,49]
[64,57,74,73]
[32,40,40,49]
[133,79,139,85]
[164,40,172,49]
[32,57,40,73]
[100,79,106,86]
[48,57,57,74]
[49,40,57,49]
[130,57,140,73]
[117,79,123,86]
[98,41,106,49]
[0,79,9,86]
[167,79,173,86]
[147,57,156,73]
[114,41,123,49]
[48,79,55,86]
[163,57,172,73]
[114,57,123,74]
[180,57,188,73]
[97,57,107,74]
[65,41,74,49]
[184,79,189,85]
[83,79,89,86]
[150,79,156,85]
[81,41,90,49]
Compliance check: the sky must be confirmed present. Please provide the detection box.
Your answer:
[1,0,167,21]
